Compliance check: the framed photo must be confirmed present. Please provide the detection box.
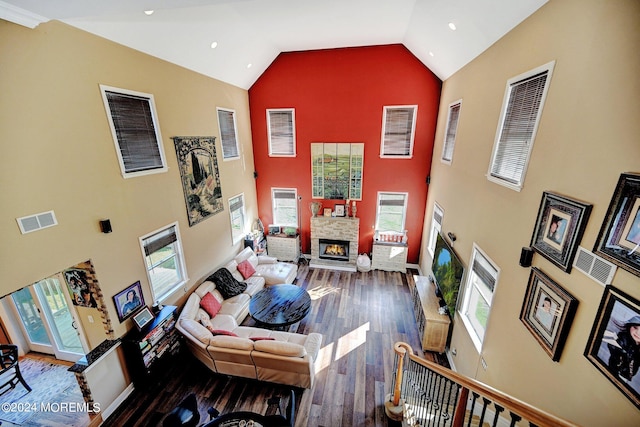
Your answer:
[334,204,346,217]
[530,191,592,273]
[113,281,145,322]
[268,225,281,235]
[323,208,332,217]
[132,306,155,332]
[594,173,640,277]
[520,268,578,361]
[584,285,640,408]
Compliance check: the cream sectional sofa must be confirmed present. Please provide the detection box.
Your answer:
[226,246,298,286]
[176,277,322,389]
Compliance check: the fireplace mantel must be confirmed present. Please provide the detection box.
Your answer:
[310,217,359,271]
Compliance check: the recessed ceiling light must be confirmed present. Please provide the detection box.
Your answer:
[144,10,154,16]
[210,41,218,49]
[247,63,252,69]
[448,22,456,31]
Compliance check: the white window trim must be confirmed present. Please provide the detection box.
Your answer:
[267,108,296,157]
[217,107,241,161]
[487,61,555,191]
[374,191,409,232]
[271,188,298,227]
[441,100,462,165]
[139,222,188,303]
[459,244,500,353]
[427,202,444,257]
[99,84,168,179]
[228,193,246,243]
[380,105,417,159]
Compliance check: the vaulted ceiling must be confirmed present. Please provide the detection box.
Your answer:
[1,0,548,89]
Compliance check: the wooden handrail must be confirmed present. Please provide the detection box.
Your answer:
[393,342,580,427]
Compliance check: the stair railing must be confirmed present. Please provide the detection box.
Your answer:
[386,342,580,427]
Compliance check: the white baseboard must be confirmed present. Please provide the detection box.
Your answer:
[101,383,134,421]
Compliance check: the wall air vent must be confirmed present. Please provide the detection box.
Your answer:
[573,246,617,287]
[16,210,58,234]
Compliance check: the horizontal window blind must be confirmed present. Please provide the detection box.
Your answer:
[382,106,416,157]
[143,226,177,256]
[229,194,244,213]
[105,90,164,173]
[268,110,295,156]
[490,70,549,185]
[218,109,239,159]
[442,102,461,162]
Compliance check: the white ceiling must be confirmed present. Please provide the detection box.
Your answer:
[1,0,548,89]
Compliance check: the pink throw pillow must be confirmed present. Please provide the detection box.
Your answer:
[199,292,221,318]
[207,328,238,337]
[237,259,256,280]
[250,337,275,341]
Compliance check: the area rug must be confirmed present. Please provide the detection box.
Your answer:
[0,357,81,425]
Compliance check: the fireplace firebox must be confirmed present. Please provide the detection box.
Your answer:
[319,239,349,261]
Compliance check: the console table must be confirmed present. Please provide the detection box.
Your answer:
[410,275,451,353]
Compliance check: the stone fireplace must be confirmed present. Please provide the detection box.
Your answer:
[310,217,359,271]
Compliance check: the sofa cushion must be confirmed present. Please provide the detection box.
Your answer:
[199,312,214,329]
[237,259,256,280]
[210,335,254,351]
[180,319,213,345]
[207,328,238,337]
[253,340,307,358]
[208,268,247,299]
[200,292,221,317]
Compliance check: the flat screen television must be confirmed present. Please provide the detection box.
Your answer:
[431,232,465,317]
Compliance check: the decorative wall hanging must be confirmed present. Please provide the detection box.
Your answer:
[530,191,592,273]
[585,285,640,408]
[172,136,223,226]
[519,268,578,361]
[311,142,363,200]
[594,172,640,277]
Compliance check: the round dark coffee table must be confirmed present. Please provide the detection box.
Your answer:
[249,284,311,329]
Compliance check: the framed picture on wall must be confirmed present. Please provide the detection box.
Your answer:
[584,285,640,408]
[113,281,145,322]
[530,191,592,272]
[519,268,578,361]
[334,204,345,217]
[593,173,640,277]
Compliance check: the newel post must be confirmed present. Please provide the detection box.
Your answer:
[385,342,412,421]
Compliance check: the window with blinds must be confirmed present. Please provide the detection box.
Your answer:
[488,61,555,190]
[217,107,240,160]
[375,192,408,232]
[267,109,296,157]
[228,193,246,243]
[140,223,187,302]
[100,85,167,178]
[380,106,417,158]
[460,244,500,351]
[442,100,462,164]
[272,188,298,227]
[428,202,444,256]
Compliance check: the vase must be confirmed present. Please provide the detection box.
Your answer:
[309,201,322,217]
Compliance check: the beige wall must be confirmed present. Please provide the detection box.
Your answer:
[420,0,640,425]
[0,20,257,340]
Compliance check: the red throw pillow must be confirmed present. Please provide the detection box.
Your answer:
[237,259,256,280]
[207,327,238,337]
[250,337,275,341]
[199,292,221,318]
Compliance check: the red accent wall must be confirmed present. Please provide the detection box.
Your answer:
[248,44,441,263]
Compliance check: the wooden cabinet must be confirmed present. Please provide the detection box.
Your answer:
[267,234,300,262]
[122,305,181,385]
[410,275,451,353]
[371,242,408,272]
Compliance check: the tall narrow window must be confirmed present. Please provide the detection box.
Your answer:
[442,100,462,164]
[267,109,296,157]
[488,61,555,190]
[228,193,246,243]
[100,85,167,178]
[140,223,187,302]
[460,244,500,351]
[375,192,408,232]
[217,107,240,160]
[428,202,444,257]
[272,188,298,227]
[380,106,417,158]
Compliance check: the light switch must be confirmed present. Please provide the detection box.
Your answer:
[88,315,94,323]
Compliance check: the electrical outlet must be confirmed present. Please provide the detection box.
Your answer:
[451,348,457,356]
[88,315,94,323]
[481,357,488,370]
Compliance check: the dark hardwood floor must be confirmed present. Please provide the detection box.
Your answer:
[102,266,446,427]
